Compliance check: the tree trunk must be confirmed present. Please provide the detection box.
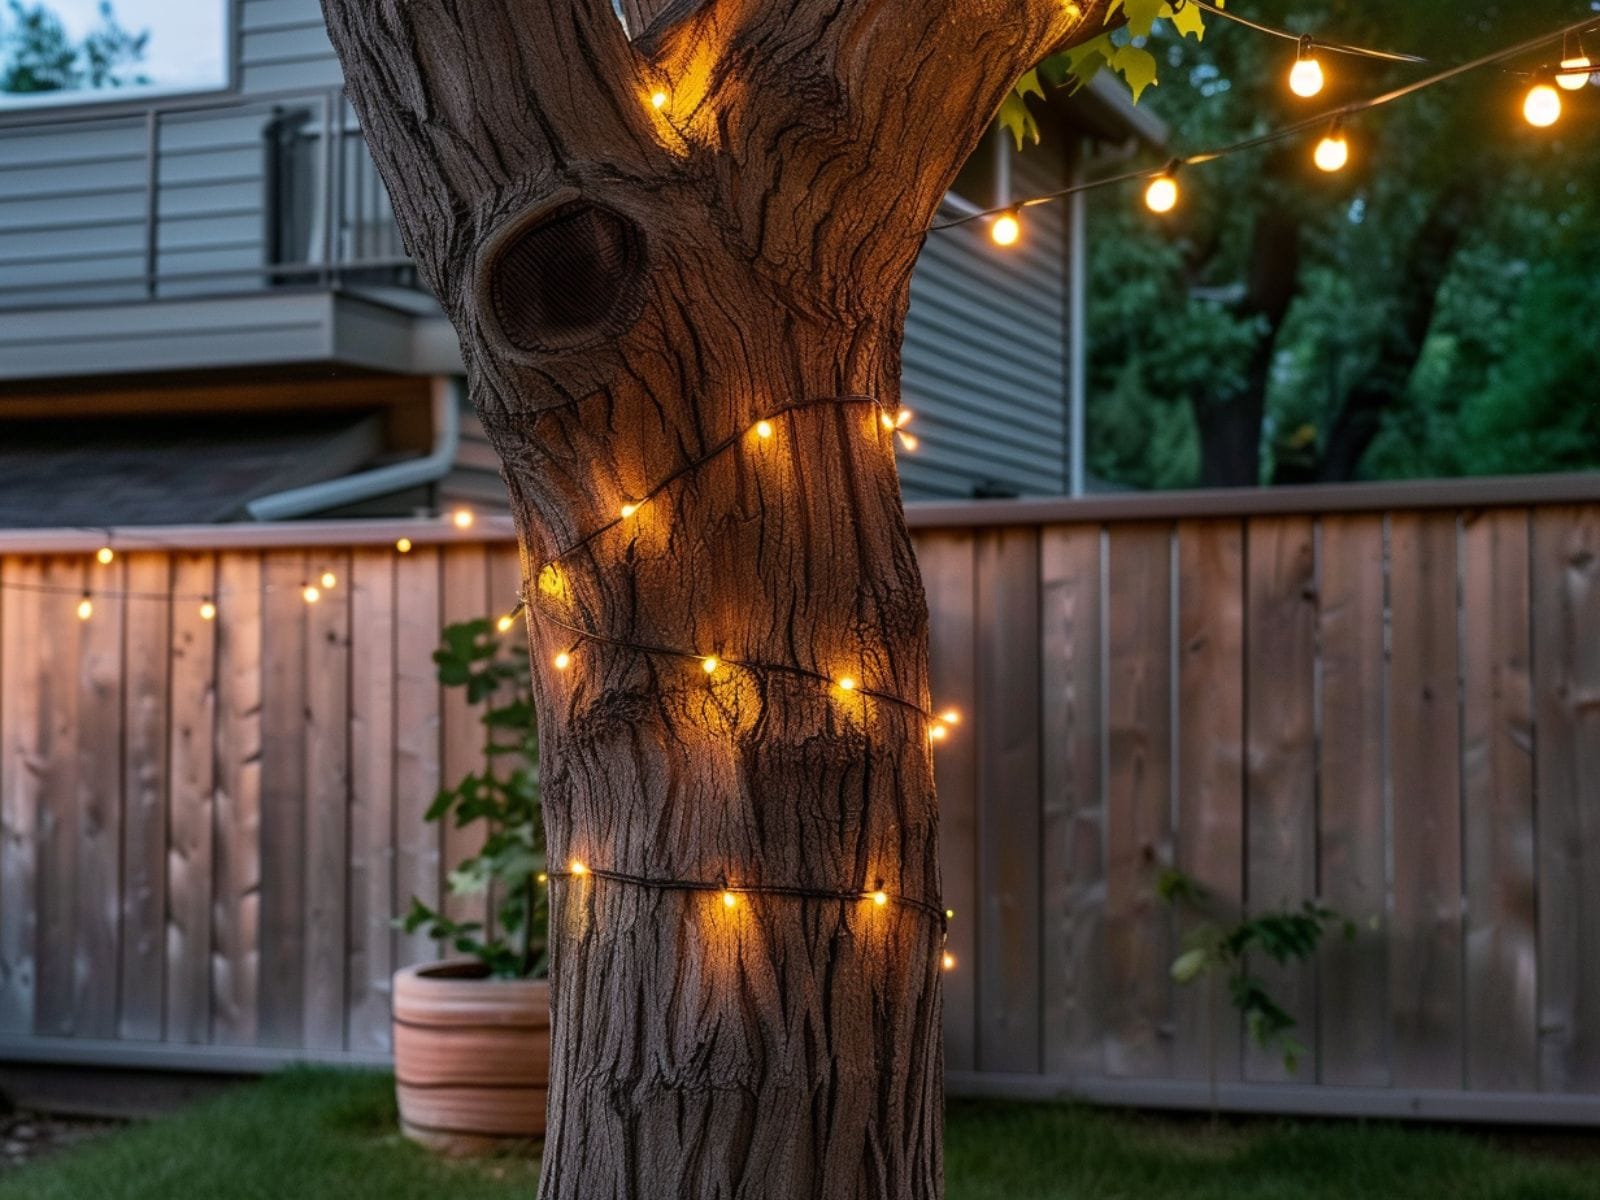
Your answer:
[318,1,1106,1196]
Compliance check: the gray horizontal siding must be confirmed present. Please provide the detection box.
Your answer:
[899,148,1069,501]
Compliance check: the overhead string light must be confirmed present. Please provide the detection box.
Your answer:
[929,10,1598,233]
[1313,119,1350,172]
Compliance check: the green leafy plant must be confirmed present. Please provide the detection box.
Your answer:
[397,618,548,979]
[1158,868,1354,1075]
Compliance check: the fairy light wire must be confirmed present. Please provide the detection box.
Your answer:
[932,11,1600,232]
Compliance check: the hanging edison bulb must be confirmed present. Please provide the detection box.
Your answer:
[76,594,94,621]
[1313,124,1350,173]
[1288,40,1325,98]
[1558,34,1593,91]
[1524,83,1563,127]
[1144,171,1180,214]
[989,210,1021,247]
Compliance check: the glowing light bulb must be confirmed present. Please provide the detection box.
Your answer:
[1557,55,1593,91]
[838,676,857,692]
[537,872,549,884]
[755,420,774,439]
[941,708,961,725]
[452,508,475,530]
[620,503,638,519]
[497,613,516,633]
[199,600,217,622]
[702,656,720,675]
[1144,173,1179,215]
[872,890,889,907]
[896,409,913,428]
[76,595,93,621]
[395,537,413,553]
[651,90,668,110]
[722,891,738,909]
[302,584,321,604]
[1288,54,1324,98]
[569,860,587,876]
[929,723,948,742]
[553,650,573,671]
[1525,83,1562,127]
[897,431,920,452]
[946,908,955,920]
[942,951,957,971]
[320,570,337,590]
[990,211,1021,247]
[881,412,896,431]
[1313,133,1349,173]
[96,546,114,565]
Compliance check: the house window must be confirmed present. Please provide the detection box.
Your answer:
[0,0,231,112]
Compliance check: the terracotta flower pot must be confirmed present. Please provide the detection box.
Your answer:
[392,960,551,1156]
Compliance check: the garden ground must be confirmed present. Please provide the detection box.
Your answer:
[2,1068,1598,1199]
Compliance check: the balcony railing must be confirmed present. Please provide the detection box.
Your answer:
[0,87,426,311]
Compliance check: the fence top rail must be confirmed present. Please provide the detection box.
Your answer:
[0,472,1595,554]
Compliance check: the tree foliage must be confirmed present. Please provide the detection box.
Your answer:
[1,0,148,96]
[1012,0,1600,486]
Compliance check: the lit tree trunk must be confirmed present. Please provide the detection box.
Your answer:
[319,2,1105,1195]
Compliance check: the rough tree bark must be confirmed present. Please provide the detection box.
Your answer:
[317,1,1107,1197]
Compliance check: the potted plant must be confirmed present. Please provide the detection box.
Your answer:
[391,618,549,1157]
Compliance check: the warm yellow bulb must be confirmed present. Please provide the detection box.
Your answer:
[1557,56,1592,91]
[872,890,889,907]
[990,212,1021,247]
[897,431,920,452]
[1288,55,1324,98]
[1144,174,1179,214]
[896,409,913,428]
[302,584,321,604]
[497,614,515,633]
[620,503,638,519]
[702,656,720,675]
[452,508,475,529]
[755,420,773,439]
[569,860,587,876]
[537,872,549,884]
[1525,83,1563,127]
[320,570,337,590]
[96,546,114,565]
[942,951,957,971]
[651,90,668,110]
[395,537,413,553]
[722,890,738,909]
[553,650,573,671]
[199,601,217,622]
[880,412,896,431]
[941,708,961,725]
[945,908,955,920]
[76,596,93,621]
[929,723,948,742]
[838,676,857,692]
[1313,134,1349,173]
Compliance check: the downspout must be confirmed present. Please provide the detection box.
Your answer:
[245,375,462,520]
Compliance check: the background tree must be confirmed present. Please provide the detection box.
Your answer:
[1033,0,1600,487]
[317,2,1126,1197]
[0,1,148,95]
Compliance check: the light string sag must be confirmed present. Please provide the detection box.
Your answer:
[936,9,1600,239]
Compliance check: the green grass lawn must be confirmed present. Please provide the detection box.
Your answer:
[4,1068,1598,1200]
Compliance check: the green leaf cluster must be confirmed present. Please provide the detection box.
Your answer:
[1,0,149,95]
[397,617,548,979]
[1158,868,1356,1075]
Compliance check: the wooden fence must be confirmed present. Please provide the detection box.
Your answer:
[0,474,1597,1123]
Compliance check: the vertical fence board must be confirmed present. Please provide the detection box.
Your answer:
[75,556,123,1039]
[258,551,307,1047]
[0,557,42,1034]
[1461,510,1537,1092]
[917,532,978,1072]
[1316,515,1390,1086]
[440,546,490,928]
[120,553,171,1041]
[1040,525,1105,1078]
[975,527,1041,1074]
[1244,517,1317,1082]
[166,553,216,1044]
[1174,520,1244,1083]
[394,548,443,970]
[36,557,84,1037]
[1105,524,1173,1078]
[348,549,397,1052]
[212,551,262,1045]
[304,551,352,1050]
[1388,513,1464,1089]
[1534,506,1600,1092]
